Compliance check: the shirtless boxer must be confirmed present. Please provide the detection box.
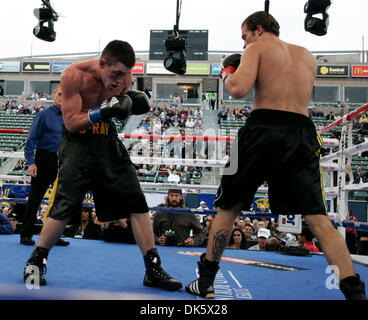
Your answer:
[185,12,366,300]
[23,40,182,292]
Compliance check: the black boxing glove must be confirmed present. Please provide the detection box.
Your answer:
[127,90,151,115]
[220,54,241,81]
[88,95,132,124]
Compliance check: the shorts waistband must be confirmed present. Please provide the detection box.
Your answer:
[63,120,117,139]
[247,109,315,128]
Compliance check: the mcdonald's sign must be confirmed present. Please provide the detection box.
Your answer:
[352,65,368,77]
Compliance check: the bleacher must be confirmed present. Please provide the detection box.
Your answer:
[0,114,35,130]
[2,108,368,199]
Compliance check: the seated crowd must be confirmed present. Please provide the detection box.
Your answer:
[123,103,212,187]
[0,99,48,115]
[3,187,365,256]
[217,105,250,124]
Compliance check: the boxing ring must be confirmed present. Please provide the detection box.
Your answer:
[0,105,368,302]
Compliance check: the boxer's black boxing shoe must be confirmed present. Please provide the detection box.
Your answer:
[55,238,70,246]
[143,248,182,291]
[23,247,49,287]
[185,253,219,298]
[340,274,367,300]
[20,236,35,246]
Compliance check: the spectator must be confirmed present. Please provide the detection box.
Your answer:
[152,189,205,247]
[197,201,209,224]
[168,169,181,184]
[193,118,202,129]
[354,170,368,184]
[202,216,214,247]
[31,90,39,100]
[227,109,236,121]
[36,206,48,225]
[197,201,209,210]
[345,209,358,254]
[248,228,271,250]
[252,219,259,234]
[193,107,203,120]
[7,193,26,223]
[243,223,257,241]
[63,207,102,240]
[7,213,20,234]
[229,228,247,249]
[218,110,228,124]
[188,179,201,193]
[102,218,135,244]
[0,212,14,234]
[1,207,10,218]
[185,116,195,129]
[173,93,181,105]
[326,111,335,121]
[265,237,281,251]
[138,164,149,177]
[236,219,246,231]
[353,133,365,145]
[297,226,320,253]
[244,217,252,225]
[353,166,364,183]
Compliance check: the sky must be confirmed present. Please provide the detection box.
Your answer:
[0,0,367,59]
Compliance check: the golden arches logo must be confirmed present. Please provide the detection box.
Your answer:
[354,67,363,75]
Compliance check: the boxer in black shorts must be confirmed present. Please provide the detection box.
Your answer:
[186,11,366,300]
[23,40,182,292]
[214,109,328,216]
[48,121,149,224]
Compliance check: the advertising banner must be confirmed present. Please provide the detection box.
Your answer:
[317,65,349,77]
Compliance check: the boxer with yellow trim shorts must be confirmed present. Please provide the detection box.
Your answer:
[23,40,182,292]
[185,11,366,300]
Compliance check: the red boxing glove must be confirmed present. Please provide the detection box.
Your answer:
[220,53,241,81]
[220,65,236,81]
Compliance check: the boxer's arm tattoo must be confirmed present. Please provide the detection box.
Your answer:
[211,229,231,262]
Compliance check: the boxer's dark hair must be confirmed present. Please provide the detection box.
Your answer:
[101,40,136,68]
[242,11,280,37]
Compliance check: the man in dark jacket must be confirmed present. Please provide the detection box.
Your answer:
[152,189,205,247]
[63,207,102,240]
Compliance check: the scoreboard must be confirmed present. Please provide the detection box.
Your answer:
[149,29,208,61]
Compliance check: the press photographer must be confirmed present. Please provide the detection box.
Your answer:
[153,189,205,247]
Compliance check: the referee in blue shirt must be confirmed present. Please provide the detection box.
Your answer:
[20,85,68,246]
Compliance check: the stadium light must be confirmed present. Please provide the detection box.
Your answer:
[164,37,187,75]
[163,0,189,75]
[304,0,331,36]
[33,0,59,42]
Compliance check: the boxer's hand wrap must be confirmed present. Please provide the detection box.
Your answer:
[88,95,133,124]
[220,53,241,81]
[127,90,151,115]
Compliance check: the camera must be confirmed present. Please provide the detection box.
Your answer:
[33,0,59,42]
[304,0,331,36]
[164,229,177,246]
[163,36,189,75]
